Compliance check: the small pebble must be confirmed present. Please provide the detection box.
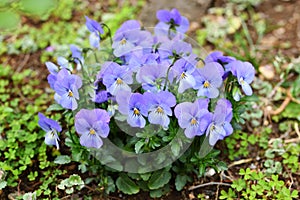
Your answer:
[204,168,216,177]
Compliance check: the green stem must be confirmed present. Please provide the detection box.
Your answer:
[101,23,113,47]
[163,58,177,91]
[83,47,99,63]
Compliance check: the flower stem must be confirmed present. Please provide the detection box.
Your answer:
[101,23,113,47]
[163,58,177,91]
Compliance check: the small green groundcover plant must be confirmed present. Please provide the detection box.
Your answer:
[38,8,256,197]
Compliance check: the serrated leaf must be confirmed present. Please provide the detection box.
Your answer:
[54,155,71,165]
[149,184,170,198]
[140,173,151,181]
[148,170,171,190]
[175,174,189,191]
[116,174,139,195]
[46,104,64,112]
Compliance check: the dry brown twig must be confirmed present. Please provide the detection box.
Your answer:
[188,182,231,191]
[228,158,253,168]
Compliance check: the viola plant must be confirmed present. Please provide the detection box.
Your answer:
[39,8,256,197]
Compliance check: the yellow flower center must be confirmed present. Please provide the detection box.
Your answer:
[203,81,210,88]
[156,106,164,114]
[181,72,187,79]
[239,77,245,85]
[68,90,73,97]
[120,38,127,45]
[89,128,96,135]
[116,78,123,85]
[190,118,197,125]
[133,108,140,115]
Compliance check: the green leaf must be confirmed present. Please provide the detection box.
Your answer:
[148,170,171,190]
[0,10,20,31]
[116,174,139,195]
[0,181,7,189]
[149,184,170,198]
[54,155,71,165]
[171,141,180,157]
[18,0,58,18]
[291,190,298,198]
[46,103,64,112]
[281,102,300,121]
[175,174,189,191]
[135,140,144,154]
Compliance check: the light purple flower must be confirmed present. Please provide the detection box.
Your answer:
[136,63,169,92]
[38,113,61,149]
[158,40,192,62]
[193,62,224,98]
[205,51,236,65]
[57,56,71,70]
[227,60,255,97]
[206,98,233,146]
[126,51,159,72]
[112,20,152,57]
[85,16,104,49]
[70,44,84,70]
[45,61,59,89]
[85,16,104,34]
[93,90,110,104]
[75,109,110,149]
[54,69,82,110]
[173,54,197,93]
[144,91,176,129]
[116,91,148,128]
[155,8,189,37]
[174,99,212,138]
[102,62,133,96]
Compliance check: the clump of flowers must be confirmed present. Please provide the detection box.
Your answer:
[39,8,255,167]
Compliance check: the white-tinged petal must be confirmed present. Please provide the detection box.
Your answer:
[80,133,103,148]
[241,82,253,96]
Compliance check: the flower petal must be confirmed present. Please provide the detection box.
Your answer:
[80,133,103,148]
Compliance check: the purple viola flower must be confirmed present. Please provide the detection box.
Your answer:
[193,62,224,98]
[38,113,61,149]
[126,51,159,72]
[112,20,152,57]
[93,90,109,104]
[155,8,189,38]
[116,91,148,128]
[54,69,82,110]
[227,60,255,98]
[158,40,192,62]
[102,62,133,96]
[85,16,104,34]
[206,98,233,146]
[136,62,169,92]
[45,61,59,89]
[144,91,176,129]
[205,51,236,65]
[85,16,104,49]
[174,99,212,138]
[75,109,110,149]
[173,54,198,93]
[70,44,84,70]
[57,56,72,70]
